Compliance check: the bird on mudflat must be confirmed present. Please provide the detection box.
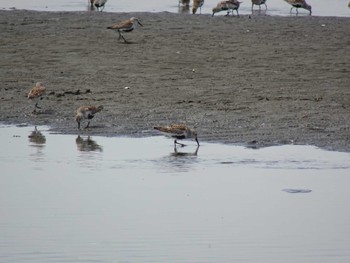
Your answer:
[75,105,103,129]
[92,0,108,11]
[251,0,267,10]
[107,17,143,43]
[28,82,46,114]
[192,0,205,14]
[212,0,241,16]
[284,0,312,15]
[154,124,199,147]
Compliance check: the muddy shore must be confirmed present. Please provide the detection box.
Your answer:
[0,10,349,151]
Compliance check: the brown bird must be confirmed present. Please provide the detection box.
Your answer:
[107,17,143,43]
[28,82,46,113]
[284,0,312,15]
[193,0,205,14]
[251,0,267,10]
[212,0,241,16]
[75,105,104,129]
[154,124,199,147]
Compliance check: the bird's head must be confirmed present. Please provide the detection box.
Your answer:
[130,17,143,27]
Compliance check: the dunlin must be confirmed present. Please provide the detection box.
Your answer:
[28,82,46,113]
[92,0,108,11]
[251,0,267,10]
[107,17,143,43]
[179,0,190,6]
[192,0,204,14]
[154,124,199,147]
[284,0,312,15]
[212,0,241,16]
[75,105,103,129]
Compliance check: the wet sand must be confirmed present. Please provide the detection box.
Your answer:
[0,10,349,151]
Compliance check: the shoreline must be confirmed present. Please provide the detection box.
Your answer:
[1,10,349,152]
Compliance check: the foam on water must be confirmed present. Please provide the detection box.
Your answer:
[1,125,350,263]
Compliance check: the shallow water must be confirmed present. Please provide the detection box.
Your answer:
[1,124,350,263]
[1,0,350,17]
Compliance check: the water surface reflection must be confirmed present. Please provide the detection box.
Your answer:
[1,125,350,263]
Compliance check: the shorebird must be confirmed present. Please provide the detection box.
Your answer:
[92,0,108,11]
[179,0,190,6]
[75,105,103,129]
[192,0,204,14]
[284,0,312,15]
[212,0,241,16]
[154,124,199,147]
[107,17,143,43]
[28,82,46,113]
[251,0,267,10]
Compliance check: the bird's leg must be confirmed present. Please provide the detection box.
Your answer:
[290,7,293,14]
[195,138,200,147]
[174,140,186,147]
[78,121,81,130]
[85,121,90,129]
[121,34,129,43]
[35,102,42,109]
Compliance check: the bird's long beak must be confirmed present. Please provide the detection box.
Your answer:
[138,21,143,27]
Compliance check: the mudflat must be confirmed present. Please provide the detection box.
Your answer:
[0,10,349,151]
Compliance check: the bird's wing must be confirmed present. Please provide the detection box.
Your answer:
[109,20,133,30]
[28,86,46,98]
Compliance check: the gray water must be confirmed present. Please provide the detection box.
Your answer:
[1,124,350,263]
[1,0,350,17]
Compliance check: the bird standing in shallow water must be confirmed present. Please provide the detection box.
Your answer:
[107,17,143,43]
[212,0,241,16]
[284,0,312,15]
[92,0,108,11]
[179,0,190,6]
[75,105,103,129]
[154,124,199,147]
[192,0,205,14]
[28,82,46,114]
[251,0,267,10]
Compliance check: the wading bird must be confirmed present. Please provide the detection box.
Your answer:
[251,0,267,10]
[284,0,312,15]
[192,0,205,14]
[212,0,241,16]
[75,105,104,129]
[107,17,143,43]
[92,0,108,11]
[154,124,199,147]
[28,82,46,114]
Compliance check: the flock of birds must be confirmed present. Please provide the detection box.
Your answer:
[27,83,199,148]
[182,0,313,15]
[89,0,313,16]
[26,0,323,147]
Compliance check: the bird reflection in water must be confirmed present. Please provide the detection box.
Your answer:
[76,135,103,152]
[171,145,199,157]
[28,126,46,147]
